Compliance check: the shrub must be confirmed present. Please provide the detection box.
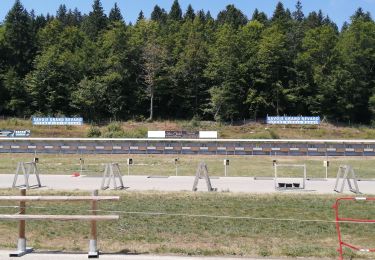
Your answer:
[87,126,102,137]
[102,122,125,138]
[107,121,123,132]
[190,115,202,128]
[267,129,279,139]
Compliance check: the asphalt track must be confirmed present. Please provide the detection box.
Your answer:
[0,174,374,194]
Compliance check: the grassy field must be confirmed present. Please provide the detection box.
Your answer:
[2,119,375,259]
[0,190,374,259]
[1,153,375,179]
[2,117,375,139]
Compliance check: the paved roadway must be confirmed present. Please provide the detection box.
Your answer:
[0,174,374,194]
[0,251,332,260]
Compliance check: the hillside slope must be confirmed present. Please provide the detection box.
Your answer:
[1,118,375,139]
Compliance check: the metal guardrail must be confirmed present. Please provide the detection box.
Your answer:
[0,138,375,156]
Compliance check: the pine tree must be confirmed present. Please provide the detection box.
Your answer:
[272,2,286,21]
[293,1,304,22]
[46,13,54,23]
[184,4,195,21]
[32,14,47,33]
[251,8,268,24]
[305,11,323,29]
[137,11,145,22]
[56,4,68,26]
[341,21,349,31]
[3,0,35,76]
[151,5,167,23]
[197,10,206,22]
[169,0,182,21]
[109,3,123,23]
[351,8,372,22]
[81,0,108,40]
[217,5,248,27]
[206,11,213,21]
[72,8,83,26]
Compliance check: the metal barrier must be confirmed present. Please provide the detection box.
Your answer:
[101,163,125,190]
[274,163,306,190]
[12,162,41,189]
[192,162,216,192]
[334,165,360,194]
[333,197,375,260]
[2,138,375,156]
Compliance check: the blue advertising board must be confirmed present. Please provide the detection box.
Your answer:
[267,116,320,125]
[0,130,31,137]
[32,117,83,126]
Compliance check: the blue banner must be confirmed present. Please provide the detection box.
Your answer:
[32,117,83,126]
[267,116,320,125]
[0,130,31,137]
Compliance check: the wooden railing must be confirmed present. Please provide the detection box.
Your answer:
[0,189,119,258]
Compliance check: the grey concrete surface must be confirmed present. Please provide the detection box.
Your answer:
[0,174,374,194]
[0,251,332,260]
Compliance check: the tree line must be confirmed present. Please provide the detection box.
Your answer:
[0,0,374,124]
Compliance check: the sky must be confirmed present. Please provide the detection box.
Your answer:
[1,0,375,27]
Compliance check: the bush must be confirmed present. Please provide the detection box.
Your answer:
[130,127,147,138]
[107,121,123,132]
[87,126,102,137]
[190,115,202,128]
[267,128,279,139]
[102,122,125,138]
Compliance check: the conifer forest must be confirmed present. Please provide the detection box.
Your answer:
[0,0,374,123]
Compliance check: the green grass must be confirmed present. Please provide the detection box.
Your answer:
[0,190,374,259]
[1,154,375,180]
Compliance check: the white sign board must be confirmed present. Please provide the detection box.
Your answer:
[199,131,218,139]
[148,131,166,138]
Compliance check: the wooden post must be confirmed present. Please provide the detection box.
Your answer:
[9,188,33,257]
[19,189,26,240]
[89,190,99,258]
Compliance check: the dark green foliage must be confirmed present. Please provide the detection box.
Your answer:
[305,10,324,29]
[272,2,288,22]
[0,0,374,124]
[87,125,101,137]
[251,9,268,24]
[293,1,304,21]
[151,5,167,23]
[217,5,247,28]
[3,68,27,116]
[56,4,68,25]
[169,0,182,21]
[109,3,123,23]
[184,4,195,21]
[351,7,372,23]
[3,0,35,76]
[137,11,145,22]
[81,0,108,40]
[32,14,47,32]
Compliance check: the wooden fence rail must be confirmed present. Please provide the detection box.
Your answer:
[0,189,119,258]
